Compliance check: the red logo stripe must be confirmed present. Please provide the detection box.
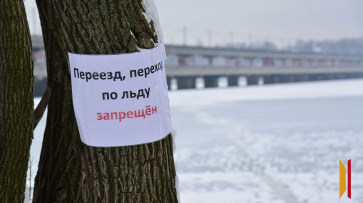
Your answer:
[348,159,351,199]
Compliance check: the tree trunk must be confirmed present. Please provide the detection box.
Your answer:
[0,0,34,202]
[32,1,82,202]
[35,0,178,202]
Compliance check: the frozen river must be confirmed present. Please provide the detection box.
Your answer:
[31,79,363,203]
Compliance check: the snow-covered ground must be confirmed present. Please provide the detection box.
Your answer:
[30,79,363,203]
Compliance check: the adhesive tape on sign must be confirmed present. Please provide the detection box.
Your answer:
[69,44,172,147]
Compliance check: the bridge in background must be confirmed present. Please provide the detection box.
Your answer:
[164,45,363,89]
[31,36,363,94]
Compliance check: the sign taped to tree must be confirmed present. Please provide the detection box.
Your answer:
[69,44,172,147]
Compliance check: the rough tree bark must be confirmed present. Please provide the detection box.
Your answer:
[35,0,178,202]
[32,1,82,202]
[0,0,34,202]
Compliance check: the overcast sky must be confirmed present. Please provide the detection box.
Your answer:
[25,0,363,47]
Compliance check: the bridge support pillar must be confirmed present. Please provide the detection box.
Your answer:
[204,76,219,88]
[258,76,264,86]
[238,76,247,86]
[176,76,197,89]
[196,77,205,89]
[228,76,239,87]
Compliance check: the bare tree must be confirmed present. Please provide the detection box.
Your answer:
[0,0,34,202]
[32,0,82,202]
[34,0,178,202]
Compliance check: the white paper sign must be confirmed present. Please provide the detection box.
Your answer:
[69,44,171,147]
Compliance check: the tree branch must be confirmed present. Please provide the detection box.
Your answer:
[33,84,51,130]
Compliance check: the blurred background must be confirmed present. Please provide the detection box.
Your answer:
[25,0,363,202]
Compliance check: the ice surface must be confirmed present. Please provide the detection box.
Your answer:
[29,79,363,202]
[169,79,363,203]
